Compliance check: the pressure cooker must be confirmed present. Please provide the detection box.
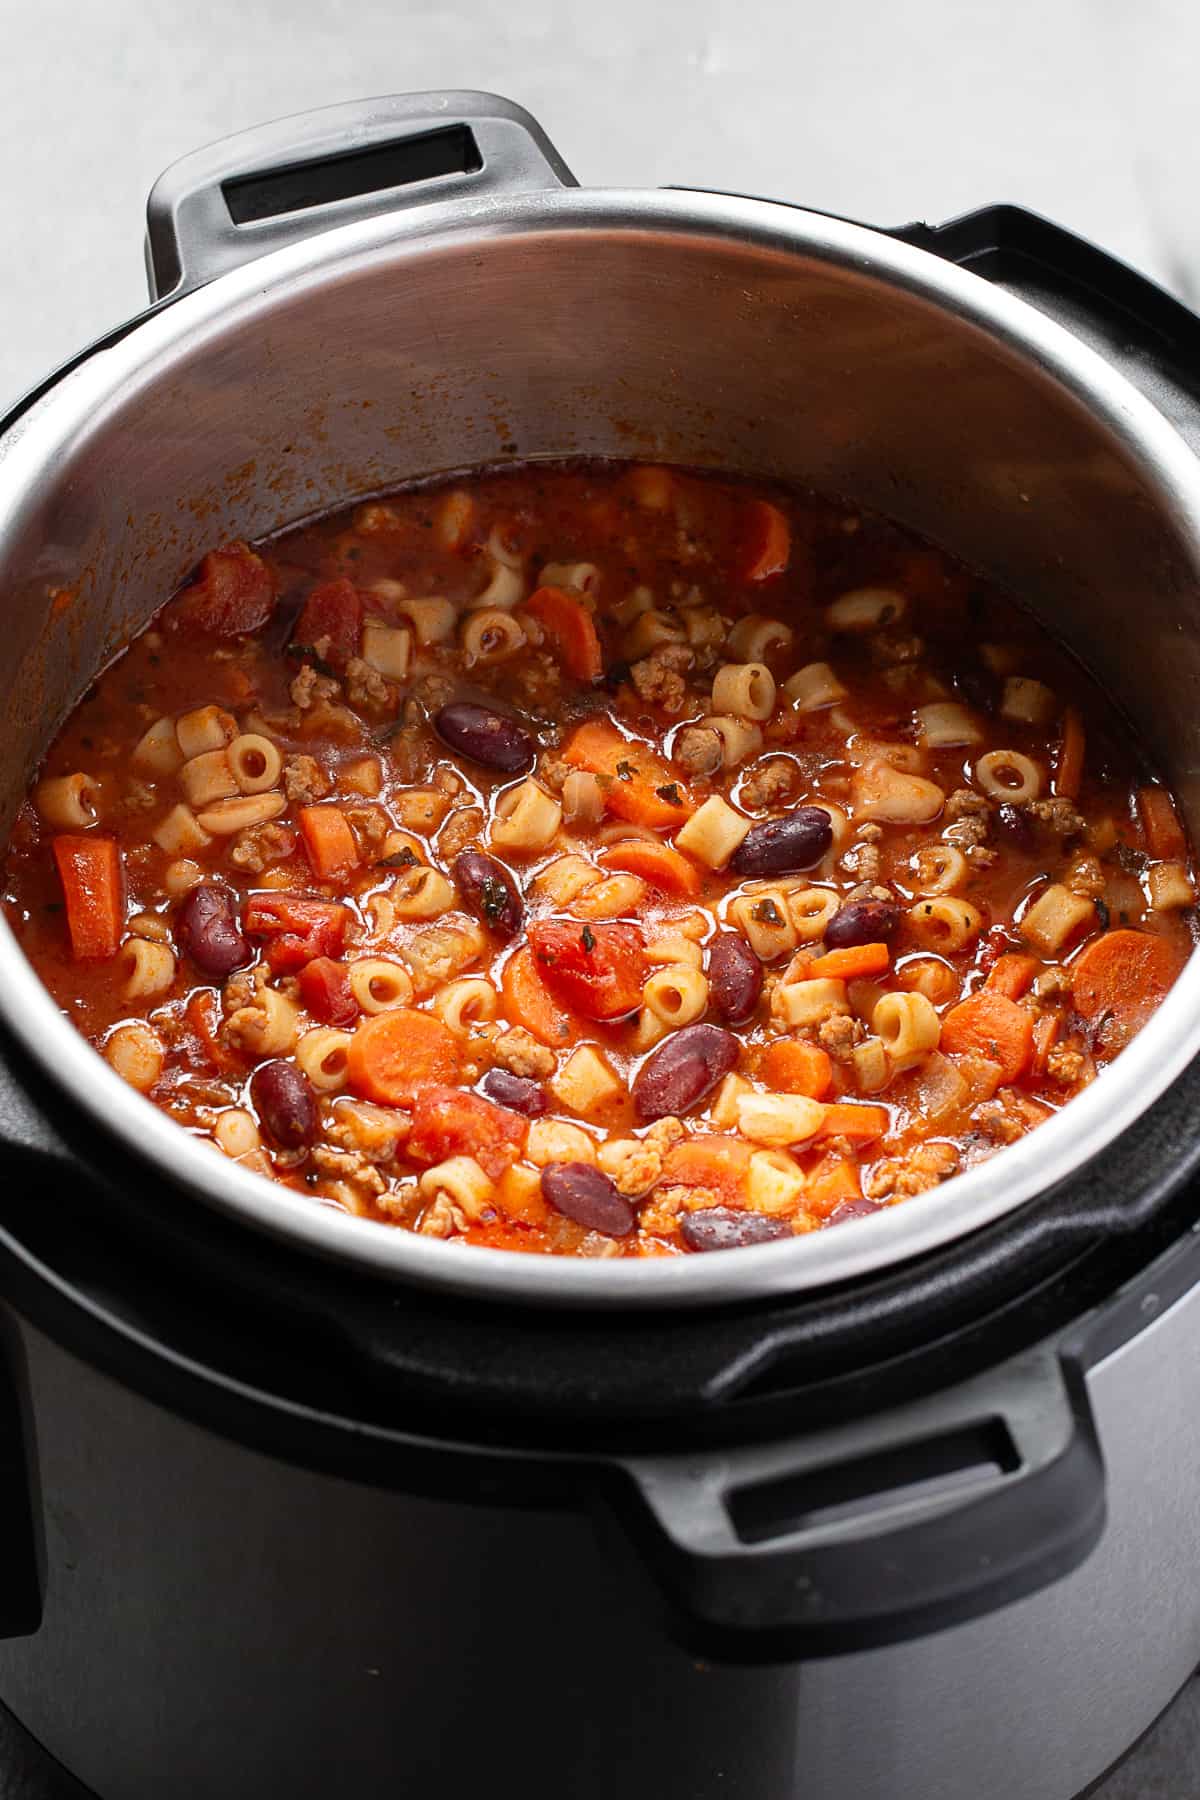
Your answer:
[0,91,1200,1799]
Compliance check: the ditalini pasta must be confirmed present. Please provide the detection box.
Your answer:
[3,463,1194,1256]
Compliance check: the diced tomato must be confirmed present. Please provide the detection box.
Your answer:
[291,577,362,668]
[168,542,275,637]
[298,957,359,1027]
[244,893,349,973]
[528,919,644,1020]
[182,990,245,1074]
[407,1086,528,1181]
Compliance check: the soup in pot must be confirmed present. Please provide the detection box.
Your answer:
[2,464,1194,1256]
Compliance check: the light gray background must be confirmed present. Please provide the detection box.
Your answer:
[1,0,1199,1793]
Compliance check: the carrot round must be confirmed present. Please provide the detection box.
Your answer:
[598,839,701,897]
[562,720,694,829]
[525,586,604,682]
[760,1039,833,1100]
[810,942,891,982]
[500,944,581,1048]
[1070,929,1182,1048]
[345,1008,460,1105]
[1055,707,1085,801]
[940,992,1034,1082]
[52,835,124,960]
[984,953,1039,1001]
[297,805,359,882]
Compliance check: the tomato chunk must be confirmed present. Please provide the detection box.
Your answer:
[292,577,362,669]
[168,542,275,637]
[244,893,349,973]
[528,919,644,1020]
[407,1086,528,1180]
[298,957,359,1027]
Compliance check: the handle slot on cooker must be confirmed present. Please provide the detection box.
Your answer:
[727,1418,1018,1543]
[222,125,483,225]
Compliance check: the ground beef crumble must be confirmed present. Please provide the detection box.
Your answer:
[491,1028,556,1080]
[630,643,693,714]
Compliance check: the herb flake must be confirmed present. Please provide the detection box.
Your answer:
[580,923,597,953]
[656,782,683,807]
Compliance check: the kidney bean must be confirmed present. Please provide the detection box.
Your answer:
[454,850,523,937]
[824,897,901,950]
[707,934,763,1023]
[681,1208,793,1252]
[995,802,1033,850]
[478,1068,548,1117]
[434,702,534,773]
[176,882,252,979]
[952,666,998,714]
[541,1162,635,1237]
[828,1196,884,1226]
[729,806,833,878]
[633,1023,740,1122]
[251,1060,319,1149]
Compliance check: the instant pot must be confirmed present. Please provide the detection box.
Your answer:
[1,91,1200,1799]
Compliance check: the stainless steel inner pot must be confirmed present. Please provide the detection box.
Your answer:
[2,94,1200,1309]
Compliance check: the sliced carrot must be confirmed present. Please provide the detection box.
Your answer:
[297,806,359,883]
[1070,929,1183,1049]
[1138,786,1188,862]
[52,835,124,960]
[501,944,582,1048]
[739,500,791,582]
[1055,707,1085,801]
[597,839,701,897]
[984,953,1039,1001]
[1031,1011,1061,1078]
[661,1135,753,1202]
[809,942,891,982]
[562,720,694,829]
[346,1008,460,1106]
[815,1102,889,1142]
[760,1039,834,1100]
[939,992,1034,1082]
[525,585,604,682]
[805,1155,864,1218]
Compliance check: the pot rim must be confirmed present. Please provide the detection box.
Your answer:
[3,183,1200,1311]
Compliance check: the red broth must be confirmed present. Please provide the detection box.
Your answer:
[3,463,1193,1256]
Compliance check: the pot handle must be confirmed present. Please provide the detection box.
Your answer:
[145,90,576,302]
[619,1343,1104,1659]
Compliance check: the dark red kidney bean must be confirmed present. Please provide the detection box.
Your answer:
[996,803,1033,849]
[176,882,252,979]
[251,1060,319,1149]
[729,807,833,878]
[824,897,901,950]
[453,850,523,937]
[828,1196,884,1226]
[707,934,763,1024]
[434,702,534,773]
[478,1068,548,1117]
[541,1162,635,1237]
[681,1208,793,1252]
[633,1023,740,1122]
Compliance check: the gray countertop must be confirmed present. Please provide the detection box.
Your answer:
[1,0,1199,1793]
